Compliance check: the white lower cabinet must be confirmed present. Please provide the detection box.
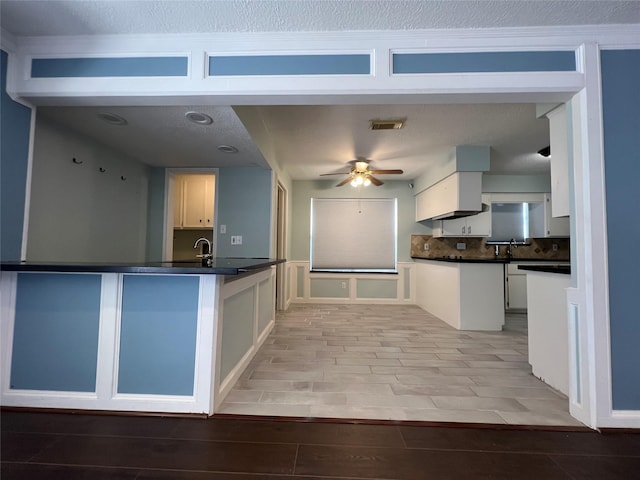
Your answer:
[505,263,528,311]
[414,259,504,331]
[526,270,570,396]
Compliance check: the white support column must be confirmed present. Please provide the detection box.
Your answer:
[568,42,612,428]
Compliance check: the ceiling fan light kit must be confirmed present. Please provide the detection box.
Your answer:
[350,173,371,187]
[321,159,403,187]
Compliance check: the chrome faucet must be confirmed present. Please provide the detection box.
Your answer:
[507,238,518,259]
[193,237,212,259]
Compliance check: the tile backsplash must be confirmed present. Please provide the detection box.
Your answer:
[411,234,570,261]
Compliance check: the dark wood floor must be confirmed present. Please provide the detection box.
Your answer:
[2,410,639,479]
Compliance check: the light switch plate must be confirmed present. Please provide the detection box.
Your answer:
[220,224,226,234]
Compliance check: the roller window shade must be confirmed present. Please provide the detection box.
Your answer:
[310,198,397,273]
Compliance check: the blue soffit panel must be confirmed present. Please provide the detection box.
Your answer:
[10,273,102,392]
[209,54,370,76]
[31,56,189,78]
[118,274,199,396]
[393,51,576,74]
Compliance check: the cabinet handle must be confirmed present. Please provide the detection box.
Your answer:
[199,219,202,223]
[468,226,471,234]
[462,226,466,234]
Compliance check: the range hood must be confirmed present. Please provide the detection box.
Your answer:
[431,210,480,220]
[415,172,483,222]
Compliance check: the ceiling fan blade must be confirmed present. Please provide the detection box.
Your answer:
[369,169,404,175]
[320,171,351,176]
[335,177,352,187]
[369,175,383,186]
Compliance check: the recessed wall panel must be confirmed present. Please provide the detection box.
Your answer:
[310,278,349,298]
[209,54,370,76]
[393,51,576,74]
[10,273,101,392]
[356,278,397,299]
[31,56,189,78]
[257,276,273,335]
[118,275,199,396]
[220,287,255,381]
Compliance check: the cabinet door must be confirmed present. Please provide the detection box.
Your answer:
[173,177,184,228]
[507,273,528,310]
[183,175,208,228]
[545,194,570,237]
[465,211,491,236]
[547,105,571,217]
[204,176,215,227]
[442,216,467,236]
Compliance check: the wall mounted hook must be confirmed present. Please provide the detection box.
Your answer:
[99,167,106,173]
[120,176,127,181]
[72,157,83,164]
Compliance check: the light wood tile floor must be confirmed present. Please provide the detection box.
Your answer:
[218,304,583,427]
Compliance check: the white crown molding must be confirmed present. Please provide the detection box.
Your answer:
[9,24,640,55]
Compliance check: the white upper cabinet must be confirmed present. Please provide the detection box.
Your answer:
[546,104,571,218]
[415,172,482,222]
[174,174,215,229]
[529,193,570,238]
[433,195,491,237]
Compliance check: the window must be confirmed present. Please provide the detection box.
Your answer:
[310,198,397,273]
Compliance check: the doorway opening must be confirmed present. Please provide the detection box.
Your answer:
[164,169,218,262]
[275,181,288,311]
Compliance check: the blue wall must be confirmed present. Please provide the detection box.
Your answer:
[11,273,102,392]
[601,49,640,410]
[1,50,32,261]
[216,167,272,258]
[118,275,199,396]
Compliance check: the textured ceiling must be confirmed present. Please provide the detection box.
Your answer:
[38,103,551,179]
[1,0,639,36]
[4,1,632,180]
[38,106,271,169]
[236,103,551,179]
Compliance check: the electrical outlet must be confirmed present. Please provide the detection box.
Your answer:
[552,243,559,251]
[456,242,466,250]
[220,224,226,234]
[341,281,347,289]
[236,235,242,245]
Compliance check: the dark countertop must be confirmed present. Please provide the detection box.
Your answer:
[518,264,571,275]
[0,258,285,275]
[412,256,570,265]
[412,256,508,264]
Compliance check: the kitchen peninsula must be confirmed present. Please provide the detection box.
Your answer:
[413,257,507,331]
[0,258,284,415]
[519,264,571,396]
[411,234,570,332]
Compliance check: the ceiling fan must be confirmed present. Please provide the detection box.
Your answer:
[321,160,403,187]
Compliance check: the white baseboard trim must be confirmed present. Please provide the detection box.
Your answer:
[291,297,414,305]
[598,410,640,429]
